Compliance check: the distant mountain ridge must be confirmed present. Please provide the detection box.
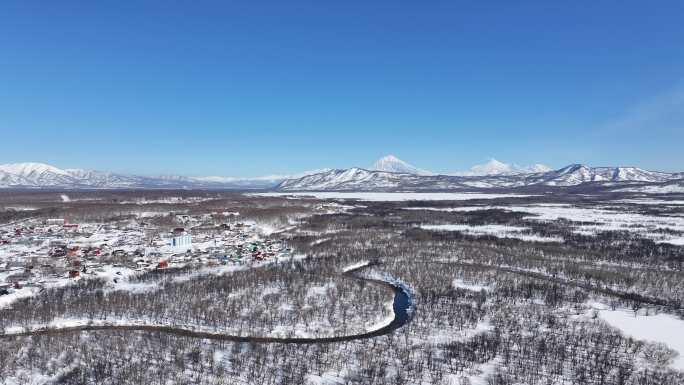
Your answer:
[276,162,684,191]
[0,159,681,191]
[0,162,284,189]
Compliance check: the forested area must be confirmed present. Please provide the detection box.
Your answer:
[1,191,683,384]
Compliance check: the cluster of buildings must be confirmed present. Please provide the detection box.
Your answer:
[0,214,290,298]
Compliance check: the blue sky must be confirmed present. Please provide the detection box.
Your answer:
[1,1,683,176]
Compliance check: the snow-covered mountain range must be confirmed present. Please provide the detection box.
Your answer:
[0,163,286,189]
[276,157,684,191]
[369,156,552,177]
[0,158,682,191]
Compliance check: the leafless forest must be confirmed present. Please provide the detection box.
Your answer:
[1,190,683,384]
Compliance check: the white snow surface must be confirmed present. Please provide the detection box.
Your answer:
[253,192,535,201]
[0,161,325,189]
[617,199,684,206]
[342,261,370,273]
[596,308,684,371]
[0,162,70,176]
[452,278,491,292]
[420,224,563,242]
[451,158,551,176]
[409,203,684,245]
[543,165,676,186]
[369,155,433,176]
[616,184,684,193]
[269,162,683,191]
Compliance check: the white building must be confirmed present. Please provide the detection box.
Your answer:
[172,234,192,247]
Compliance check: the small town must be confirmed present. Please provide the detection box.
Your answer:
[0,213,291,301]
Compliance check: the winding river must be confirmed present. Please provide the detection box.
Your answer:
[0,264,414,344]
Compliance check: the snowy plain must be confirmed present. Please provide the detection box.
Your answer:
[253,192,535,201]
[592,305,684,371]
[407,203,684,245]
[419,224,564,243]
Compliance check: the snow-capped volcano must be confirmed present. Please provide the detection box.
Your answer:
[1,161,681,191]
[452,159,552,176]
[370,155,432,175]
[526,164,553,173]
[277,163,683,191]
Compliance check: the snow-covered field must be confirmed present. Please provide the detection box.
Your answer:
[594,306,684,371]
[426,319,493,345]
[452,278,492,292]
[408,203,684,245]
[419,224,564,243]
[617,185,684,193]
[499,204,684,245]
[616,199,684,206]
[253,192,535,201]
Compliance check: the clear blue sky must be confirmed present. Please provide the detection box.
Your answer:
[1,1,683,176]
